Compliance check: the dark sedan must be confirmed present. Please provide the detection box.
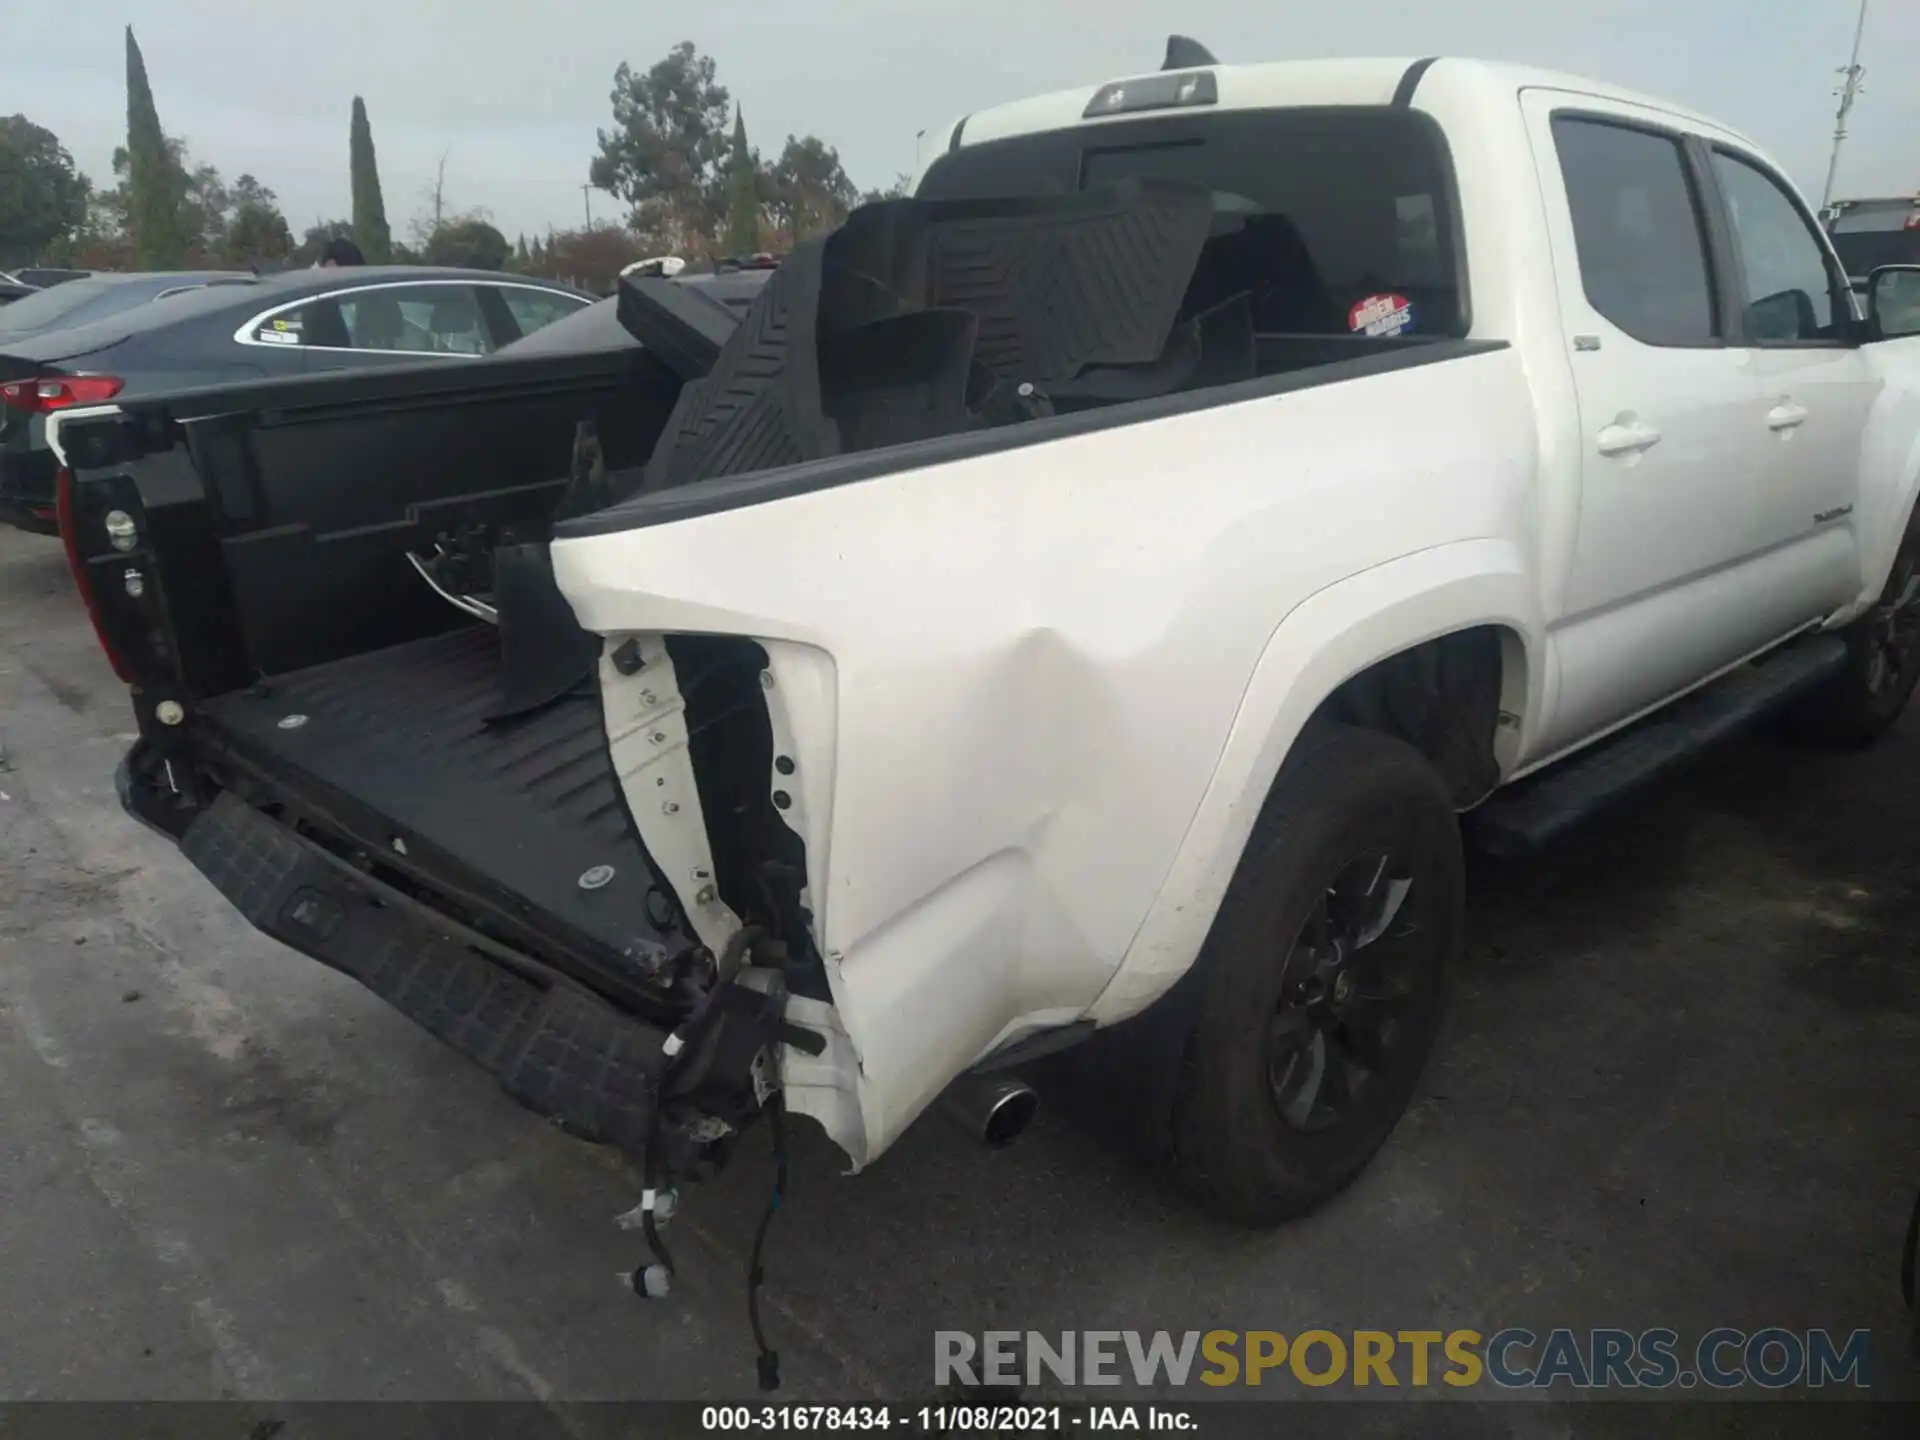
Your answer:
[6,266,91,289]
[492,267,773,356]
[0,271,252,341]
[1,266,593,533]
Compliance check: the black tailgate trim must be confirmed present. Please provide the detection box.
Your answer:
[181,792,666,1155]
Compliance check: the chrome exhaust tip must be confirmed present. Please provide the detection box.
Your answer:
[939,1072,1039,1149]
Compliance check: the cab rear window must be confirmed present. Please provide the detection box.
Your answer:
[916,106,1465,339]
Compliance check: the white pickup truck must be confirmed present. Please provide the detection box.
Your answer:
[60,42,1920,1331]
[553,49,1920,1203]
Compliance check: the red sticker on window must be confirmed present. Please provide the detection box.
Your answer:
[1349,293,1415,337]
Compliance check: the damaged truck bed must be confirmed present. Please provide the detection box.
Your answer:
[171,623,824,1171]
[189,626,679,1001]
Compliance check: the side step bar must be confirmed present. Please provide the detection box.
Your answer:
[1468,634,1848,857]
[178,792,667,1153]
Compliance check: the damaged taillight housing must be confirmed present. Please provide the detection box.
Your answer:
[56,464,140,683]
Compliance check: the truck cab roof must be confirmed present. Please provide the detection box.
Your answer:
[924,56,1754,178]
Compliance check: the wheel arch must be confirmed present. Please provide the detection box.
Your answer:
[1085,539,1542,1027]
[1852,366,1920,623]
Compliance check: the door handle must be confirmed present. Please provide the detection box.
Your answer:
[1767,403,1809,431]
[1596,421,1662,456]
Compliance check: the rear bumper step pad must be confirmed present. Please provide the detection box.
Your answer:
[179,791,665,1153]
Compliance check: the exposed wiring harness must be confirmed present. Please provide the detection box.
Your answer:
[749,1088,789,1390]
[661,925,763,1063]
[633,922,792,1389]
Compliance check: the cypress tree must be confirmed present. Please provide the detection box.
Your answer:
[124,27,187,267]
[723,108,759,256]
[349,96,393,263]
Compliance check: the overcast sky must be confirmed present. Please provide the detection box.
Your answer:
[5,1,1916,243]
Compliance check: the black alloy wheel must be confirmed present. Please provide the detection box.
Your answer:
[1266,849,1427,1133]
[1172,724,1462,1226]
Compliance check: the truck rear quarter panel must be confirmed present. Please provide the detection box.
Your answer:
[554,345,1539,1157]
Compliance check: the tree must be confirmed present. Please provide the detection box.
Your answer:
[49,231,134,271]
[101,143,288,267]
[769,134,859,240]
[99,138,193,245]
[43,161,133,268]
[723,109,761,255]
[92,147,134,239]
[860,173,913,206]
[533,224,650,293]
[590,42,732,248]
[229,173,276,212]
[401,151,505,269]
[424,216,509,270]
[181,158,230,256]
[0,116,91,265]
[124,26,189,267]
[224,174,292,266]
[294,218,353,266]
[349,97,393,263]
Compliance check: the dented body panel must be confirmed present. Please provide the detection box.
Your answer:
[556,348,1539,1158]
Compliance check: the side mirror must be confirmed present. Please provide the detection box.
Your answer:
[1745,289,1817,342]
[1867,265,1920,340]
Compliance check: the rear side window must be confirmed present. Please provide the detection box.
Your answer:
[247,285,496,354]
[918,107,1465,339]
[1551,117,1718,347]
[497,286,585,339]
[341,285,493,354]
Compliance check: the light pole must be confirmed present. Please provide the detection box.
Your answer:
[581,184,595,228]
[1820,0,1871,212]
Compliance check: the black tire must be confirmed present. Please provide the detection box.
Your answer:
[1170,724,1463,1227]
[1788,505,1920,746]
[1903,1183,1919,1358]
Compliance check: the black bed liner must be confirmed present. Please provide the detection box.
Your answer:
[556,337,1509,538]
[630,178,1222,498]
[196,626,694,996]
